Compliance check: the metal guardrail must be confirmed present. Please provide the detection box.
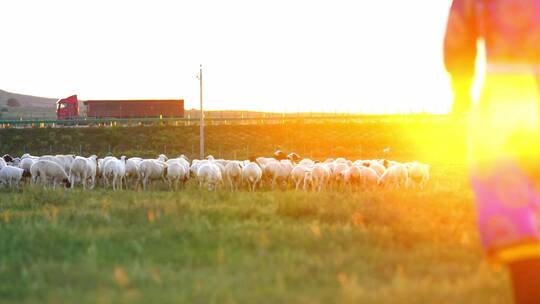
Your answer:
[0,114,453,128]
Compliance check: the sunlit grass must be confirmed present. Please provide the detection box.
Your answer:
[0,172,510,304]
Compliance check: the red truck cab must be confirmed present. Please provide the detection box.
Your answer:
[56,95,80,119]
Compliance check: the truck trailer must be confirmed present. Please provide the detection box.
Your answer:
[56,95,184,120]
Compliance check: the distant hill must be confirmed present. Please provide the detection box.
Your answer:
[0,89,58,119]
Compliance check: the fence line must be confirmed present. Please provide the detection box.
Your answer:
[0,114,453,129]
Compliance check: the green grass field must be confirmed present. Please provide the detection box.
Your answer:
[0,122,466,164]
[0,169,511,303]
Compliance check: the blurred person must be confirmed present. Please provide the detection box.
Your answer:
[445,1,540,303]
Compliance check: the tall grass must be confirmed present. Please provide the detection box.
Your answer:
[0,175,510,304]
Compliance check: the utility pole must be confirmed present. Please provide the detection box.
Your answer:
[198,64,204,159]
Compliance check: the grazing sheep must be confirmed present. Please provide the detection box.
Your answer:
[369,162,386,177]
[170,156,191,187]
[304,163,331,191]
[166,161,187,191]
[190,160,203,178]
[85,156,98,189]
[224,161,243,191]
[10,152,432,193]
[406,162,430,189]
[125,157,143,189]
[0,165,30,189]
[177,157,191,180]
[377,164,408,189]
[30,160,71,189]
[21,153,39,160]
[213,161,227,180]
[291,165,310,191]
[197,163,222,191]
[55,154,76,173]
[39,156,65,172]
[138,159,168,191]
[171,155,190,175]
[255,157,276,170]
[0,158,6,168]
[19,157,36,176]
[70,157,89,189]
[331,163,349,187]
[299,158,315,166]
[342,166,362,190]
[99,156,119,187]
[265,160,293,190]
[214,159,229,168]
[103,156,126,191]
[242,162,262,192]
[69,155,98,190]
[359,166,379,189]
[335,157,348,164]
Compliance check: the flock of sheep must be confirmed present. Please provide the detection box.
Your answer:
[0,151,430,192]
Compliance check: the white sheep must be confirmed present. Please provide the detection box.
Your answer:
[214,159,229,169]
[299,158,315,166]
[255,157,276,169]
[69,155,98,189]
[21,153,39,160]
[69,157,89,189]
[291,164,310,191]
[331,163,349,187]
[165,161,187,190]
[224,161,243,191]
[304,163,331,191]
[369,162,386,177]
[406,162,430,189]
[359,166,379,189]
[125,157,143,189]
[172,156,190,177]
[19,157,36,174]
[197,163,222,191]
[342,165,362,190]
[30,160,71,189]
[264,160,293,190]
[39,155,66,173]
[377,164,408,189]
[334,157,349,164]
[242,162,262,192]
[138,159,168,191]
[99,156,119,187]
[0,165,29,189]
[102,156,126,190]
[178,157,191,180]
[56,154,76,173]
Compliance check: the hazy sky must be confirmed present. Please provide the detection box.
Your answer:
[1,0,455,113]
